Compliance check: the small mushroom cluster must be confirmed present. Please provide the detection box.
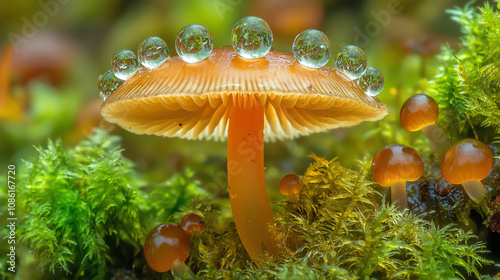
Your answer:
[98,16,385,101]
[144,213,205,277]
[372,93,494,211]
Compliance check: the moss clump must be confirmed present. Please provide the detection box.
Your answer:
[430,1,500,142]
[191,155,491,279]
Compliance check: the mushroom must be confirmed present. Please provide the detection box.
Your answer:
[371,144,424,210]
[180,213,205,235]
[101,46,388,261]
[440,138,493,203]
[144,223,194,278]
[279,173,303,202]
[400,94,451,158]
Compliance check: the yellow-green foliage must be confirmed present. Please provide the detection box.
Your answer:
[190,155,491,280]
[430,1,500,142]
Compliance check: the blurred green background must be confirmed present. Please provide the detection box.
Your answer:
[0,0,488,199]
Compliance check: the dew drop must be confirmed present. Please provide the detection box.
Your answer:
[97,70,122,100]
[292,29,331,68]
[357,66,384,96]
[335,45,367,79]
[137,36,169,69]
[175,24,213,63]
[111,49,139,80]
[232,16,273,59]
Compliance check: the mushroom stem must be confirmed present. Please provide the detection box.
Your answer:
[171,262,195,279]
[227,95,280,262]
[461,179,488,203]
[287,193,299,203]
[420,124,451,158]
[390,180,408,211]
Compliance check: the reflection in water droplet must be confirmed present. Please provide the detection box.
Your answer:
[111,49,139,80]
[97,70,122,100]
[357,66,384,96]
[175,24,213,63]
[335,45,367,79]
[232,16,273,59]
[137,36,169,69]
[292,29,331,68]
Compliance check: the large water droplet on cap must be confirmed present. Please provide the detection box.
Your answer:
[232,16,273,59]
[292,29,331,69]
[111,49,139,80]
[97,70,123,100]
[137,36,169,69]
[335,45,367,79]
[357,66,384,96]
[175,24,213,63]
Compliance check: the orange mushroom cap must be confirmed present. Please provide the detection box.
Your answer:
[371,144,424,186]
[100,46,388,141]
[440,138,494,185]
[279,173,303,195]
[180,213,205,235]
[144,223,191,273]
[400,94,439,132]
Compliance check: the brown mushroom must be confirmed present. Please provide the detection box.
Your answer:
[180,213,205,235]
[440,138,493,203]
[101,46,388,261]
[371,144,424,210]
[400,94,451,157]
[279,173,303,202]
[144,223,194,277]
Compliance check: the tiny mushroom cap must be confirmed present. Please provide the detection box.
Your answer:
[180,213,205,235]
[371,144,424,186]
[279,173,303,196]
[101,46,387,141]
[440,138,493,202]
[144,223,191,273]
[400,93,439,132]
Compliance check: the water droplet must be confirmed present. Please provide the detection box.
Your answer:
[175,24,213,63]
[232,16,273,59]
[137,36,169,69]
[97,70,122,100]
[292,29,331,68]
[357,66,384,95]
[335,45,367,79]
[111,49,139,80]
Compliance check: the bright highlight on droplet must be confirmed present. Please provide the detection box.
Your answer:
[175,24,213,63]
[111,49,139,80]
[137,36,169,69]
[232,16,273,59]
[293,29,331,69]
[97,70,122,100]
[335,45,367,79]
[357,66,384,96]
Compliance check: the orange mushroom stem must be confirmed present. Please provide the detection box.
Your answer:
[400,94,451,158]
[279,173,303,202]
[371,144,424,211]
[440,138,493,203]
[227,94,280,261]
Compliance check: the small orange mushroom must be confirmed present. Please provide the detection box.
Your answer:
[440,138,493,203]
[371,144,424,210]
[101,46,388,262]
[180,213,205,235]
[279,173,303,202]
[144,223,194,277]
[400,94,451,157]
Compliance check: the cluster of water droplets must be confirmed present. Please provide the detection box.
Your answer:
[98,16,384,99]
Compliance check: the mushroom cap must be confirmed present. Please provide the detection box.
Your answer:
[279,173,303,195]
[144,223,191,273]
[101,46,387,142]
[180,213,205,235]
[371,144,424,186]
[400,94,439,132]
[440,138,493,184]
